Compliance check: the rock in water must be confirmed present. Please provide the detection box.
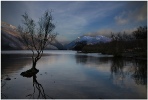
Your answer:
[5,77,11,80]
[20,68,39,78]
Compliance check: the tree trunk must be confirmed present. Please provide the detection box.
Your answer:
[32,61,37,70]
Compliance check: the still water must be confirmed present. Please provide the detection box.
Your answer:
[1,50,147,99]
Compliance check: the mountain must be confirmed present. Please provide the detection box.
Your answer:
[1,22,25,50]
[1,21,64,50]
[50,39,65,50]
[65,35,112,49]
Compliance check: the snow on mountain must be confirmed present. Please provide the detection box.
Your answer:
[65,35,111,49]
[78,35,111,44]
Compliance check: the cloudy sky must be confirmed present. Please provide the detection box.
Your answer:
[1,1,147,43]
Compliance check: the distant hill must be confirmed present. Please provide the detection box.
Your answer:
[1,22,24,50]
[1,21,65,50]
[50,39,66,50]
[64,35,111,50]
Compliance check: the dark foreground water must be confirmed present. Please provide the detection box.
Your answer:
[1,50,147,99]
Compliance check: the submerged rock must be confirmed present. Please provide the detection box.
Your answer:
[5,77,11,80]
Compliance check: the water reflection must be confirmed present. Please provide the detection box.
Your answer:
[110,58,147,86]
[110,58,124,74]
[110,58,126,86]
[75,55,88,64]
[2,54,52,99]
[1,51,147,99]
[24,74,51,99]
[75,55,147,86]
[1,79,7,99]
[1,54,32,76]
[18,55,52,99]
[131,60,147,85]
[21,68,52,99]
[75,55,111,65]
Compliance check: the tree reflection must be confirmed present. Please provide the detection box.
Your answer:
[25,74,51,99]
[75,55,88,64]
[131,60,147,85]
[75,54,147,86]
[20,66,52,99]
[75,55,111,65]
[110,58,147,86]
[110,58,126,86]
[110,58,124,75]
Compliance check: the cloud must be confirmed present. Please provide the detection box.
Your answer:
[121,27,137,34]
[52,1,123,35]
[55,14,87,35]
[84,28,115,37]
[114,3,147,25]
[114,11,129,25]
[56,35,70,44]
[2,1,146,43]
[134,3,147,22]
[84,27,138,37]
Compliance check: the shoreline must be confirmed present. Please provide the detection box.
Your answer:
[79,51,147,60]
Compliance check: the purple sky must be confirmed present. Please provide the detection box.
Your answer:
[1,1,147,43]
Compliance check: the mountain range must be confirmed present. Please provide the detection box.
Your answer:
[1,22,24,50]
[1,21,65,50]
[1,21,112,50]
[64,35,111,49]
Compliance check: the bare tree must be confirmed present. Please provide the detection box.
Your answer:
[18,10,57,73]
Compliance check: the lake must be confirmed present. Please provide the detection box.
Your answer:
[1,50,147,99]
